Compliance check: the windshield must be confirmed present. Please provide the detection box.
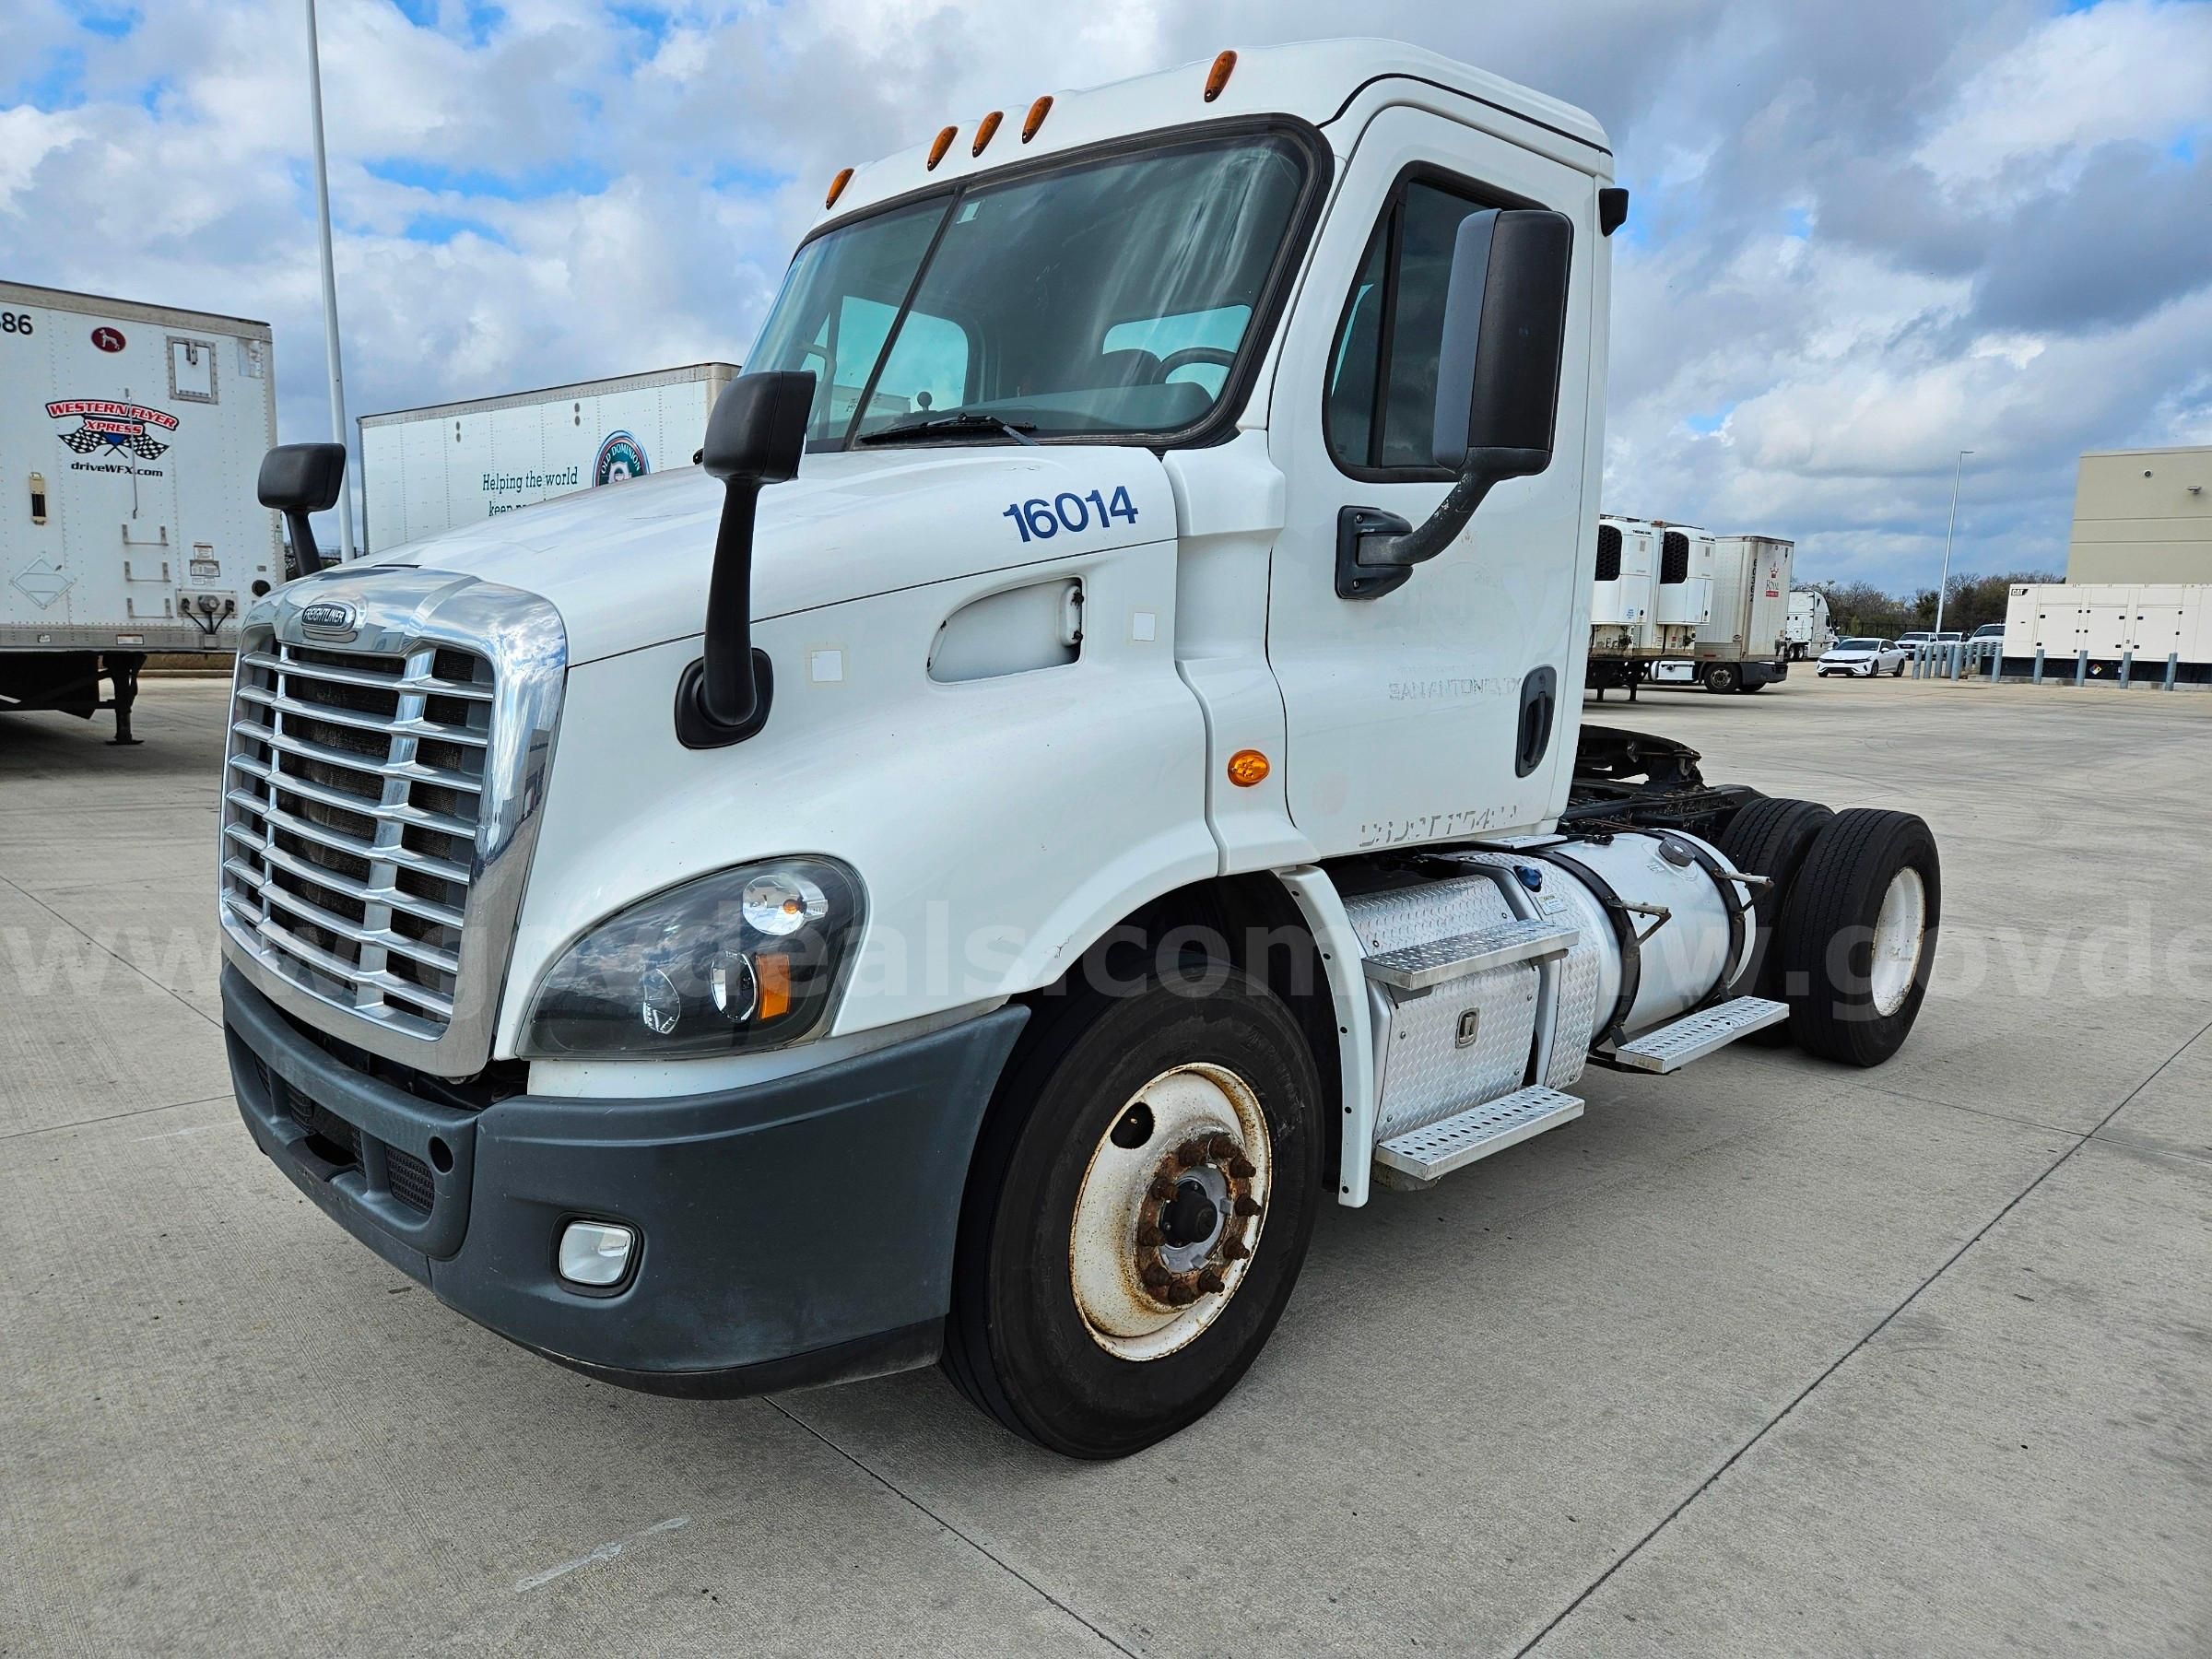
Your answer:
[1839,638,1883,650]
[747,132,1312,449]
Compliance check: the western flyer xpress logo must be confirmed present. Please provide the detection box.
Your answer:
[47,397,179,460]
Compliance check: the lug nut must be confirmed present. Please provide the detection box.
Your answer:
[1232,1194,1261,1217]
[1207,1134,1237,1159]
[1163,1281,1198,1306]
[1147,1175,1175,1200]
[1141,1263,1171,1291]
[1136,1221,1163,1247]
[1196,1266,1226,1294]
[1228,1155,1256,1179]
[1175,1139,1207,1168]
[1222,1237,1250,1261]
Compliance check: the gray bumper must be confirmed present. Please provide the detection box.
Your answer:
[223,967,1026,1395]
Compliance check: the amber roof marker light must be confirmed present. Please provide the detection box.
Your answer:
[927,125,958,170]
[972,111,1004,156]
[1204,50,1237,102]
[1022,95,1053,142]
[824,167,853,209]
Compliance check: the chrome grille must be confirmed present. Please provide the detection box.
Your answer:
[221,642,495,1033]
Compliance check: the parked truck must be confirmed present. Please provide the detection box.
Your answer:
[358,362,740,555]
[218,42,1943,1458]
[2,281,280,741]
[1784,588,1833,660]
[1647,532,1794,692]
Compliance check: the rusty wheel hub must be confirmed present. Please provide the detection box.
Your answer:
[1069,1064,1271,1360]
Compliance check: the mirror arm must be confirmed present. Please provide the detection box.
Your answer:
[1334,446,1551,601]
[286,512,325,577]
[676,478,774,747]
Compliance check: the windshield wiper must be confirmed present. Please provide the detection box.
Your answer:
[856,412,1039,447]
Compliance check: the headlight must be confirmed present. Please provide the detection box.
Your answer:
[521,857,864,1058]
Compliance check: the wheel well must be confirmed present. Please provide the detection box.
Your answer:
[998,874,1343,1169]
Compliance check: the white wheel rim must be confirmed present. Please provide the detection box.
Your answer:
[1869,866,1927,1017]
[1067,1064,1271,1362]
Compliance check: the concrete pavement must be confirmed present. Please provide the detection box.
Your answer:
[1,674,2206,1655]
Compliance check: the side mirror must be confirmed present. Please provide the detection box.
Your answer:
[257,441,347,577]
[677,370,817,747]
[1336,207,1573,600]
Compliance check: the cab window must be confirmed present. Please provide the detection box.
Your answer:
[1324,176,1508,476]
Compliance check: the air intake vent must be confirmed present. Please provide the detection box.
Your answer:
[1594,524,1622,583]
[1661,531,1689,585]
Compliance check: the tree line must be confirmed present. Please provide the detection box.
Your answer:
[1807,571,2063,640]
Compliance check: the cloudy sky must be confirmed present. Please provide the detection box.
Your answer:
[6,0,2209,593]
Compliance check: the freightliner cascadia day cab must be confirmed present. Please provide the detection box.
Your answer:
[219,41,1943,1457]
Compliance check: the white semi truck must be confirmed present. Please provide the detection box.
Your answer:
[2,281,280,741]
[358,363,740,555]
[218,42,1942,1458]
[1785,588,1835,660]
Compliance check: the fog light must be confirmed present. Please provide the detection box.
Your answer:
[558,1220,636,1288]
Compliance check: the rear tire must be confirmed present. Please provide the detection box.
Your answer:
[1715,796,1833,1044]
[1776,809,1940,1066]
[1704,663,1740,693]
[1890,662,1904,677]
[943,966,1324,1458]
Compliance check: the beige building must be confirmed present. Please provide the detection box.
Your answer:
[2066,445,2212,584]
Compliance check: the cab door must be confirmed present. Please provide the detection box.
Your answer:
[1263,106,1601,856]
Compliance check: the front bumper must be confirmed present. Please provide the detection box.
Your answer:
[223,966,1027,1395]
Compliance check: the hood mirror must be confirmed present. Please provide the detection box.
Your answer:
[257,442,347,577]
[677,371,817,748]
[1336,207,1572,600]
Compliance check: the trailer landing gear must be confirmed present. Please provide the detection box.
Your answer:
[104,652,146,747]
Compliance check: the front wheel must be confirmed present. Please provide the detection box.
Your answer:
[1704,663,1740,693]
[943,966,1324,1457]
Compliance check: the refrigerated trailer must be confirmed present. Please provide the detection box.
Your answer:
[1645,533,1794,692]
[222,41,1945,1458]
[2,281,279,741]
[359,363,740,555]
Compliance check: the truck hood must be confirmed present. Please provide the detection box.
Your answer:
[348,445,1171,665]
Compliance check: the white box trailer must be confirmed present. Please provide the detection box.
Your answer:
[359,363,739,554]
[1645,523,1712,649]
[2,280,279,740]
[1784,589,1833,659]
[1651,533,1794,692]
[2002,582,2212,685]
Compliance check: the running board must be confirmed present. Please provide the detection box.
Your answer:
[1363,918,1578,994]
[1372,1086,1584,1184]
[1608,996,1789,1074]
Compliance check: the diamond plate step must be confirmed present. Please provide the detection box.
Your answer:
[1363,918,1578,994]
[1372,1086,1584,1182]
[1611,996,1789,1074]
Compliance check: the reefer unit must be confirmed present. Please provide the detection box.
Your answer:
[1,280,279,736]
[1589,515,1655,656]
[1645,523,1712,651]
[359,363,739,554]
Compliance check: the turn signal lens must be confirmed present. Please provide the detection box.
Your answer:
[1227,748,1270,787]
[1022,95,1052,142]
[1204,50,1237,102]
[825,167,853,208]
[972,111,1003,156]
[757,953,793,1020]
[927,125,957,170]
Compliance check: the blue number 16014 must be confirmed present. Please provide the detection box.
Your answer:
[1002,485,1139,543]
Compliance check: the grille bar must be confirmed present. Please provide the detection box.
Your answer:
[236,684,491,747]
[239,649,493,701]
[229,720,486,795]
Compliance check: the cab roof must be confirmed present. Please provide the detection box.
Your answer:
[812,38,1613,229]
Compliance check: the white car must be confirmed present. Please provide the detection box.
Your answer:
[1818,637,1908,677]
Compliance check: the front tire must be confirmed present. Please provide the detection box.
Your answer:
[943,966,1324,1457]
[1704,663,1740,693]
[1777,808,1941,1066]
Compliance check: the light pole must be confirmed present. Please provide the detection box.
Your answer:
[304,0,355,561]
[1933,448,1971,636]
